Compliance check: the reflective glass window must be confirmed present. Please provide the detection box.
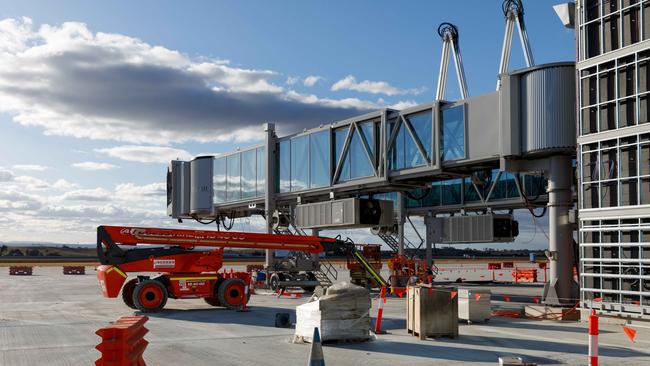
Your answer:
[310,130,330,188]
[350,129,374,179]
[213,157,227,203]
[291,135,309,191]
[256,147,265,196]
[334,127,351,181]
[359,122,375,157]
[441,179,462,205]
[406,111,432,162]
[226,154,241,201]
[241,149,256,199]
[441,105,466,161]
[388,121,405,170]
[278,140,290,193]
[464,177,481,202]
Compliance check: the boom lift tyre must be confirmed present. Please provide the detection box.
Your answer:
[133,279,168,312]
[204,278,224,306]
[121,278,138,309]
[218,278,247,310]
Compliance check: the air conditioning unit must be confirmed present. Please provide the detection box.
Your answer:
[425,214,518,244]
[295,198,394,229]
[167,160,191,218]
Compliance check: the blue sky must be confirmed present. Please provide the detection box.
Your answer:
[0,0,573,245]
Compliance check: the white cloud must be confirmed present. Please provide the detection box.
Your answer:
[115,182,166,198]
[14,175,50,189]
[95,145,192,163]
[12,164,49,171]
[0,18,372,145]
[286,76,299,85]
[303,75,324,87]
[52,179,79,190]
[389,100,419,110]
[0,190,42,211]
[331,75,426,96]
[0,168,14,182]
[61,188,112,201]
[72,161,118,171]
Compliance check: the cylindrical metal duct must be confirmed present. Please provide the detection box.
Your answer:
[520,63,576,156]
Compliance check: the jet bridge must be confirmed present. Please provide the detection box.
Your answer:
[166,1,579,306]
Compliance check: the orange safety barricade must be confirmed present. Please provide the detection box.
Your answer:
[487,263,501,270]
[512,268,538,283]
[95,316,149,366]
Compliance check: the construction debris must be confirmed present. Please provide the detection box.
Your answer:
[295,282,370,343]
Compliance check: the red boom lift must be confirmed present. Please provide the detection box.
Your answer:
[95,225,341,312]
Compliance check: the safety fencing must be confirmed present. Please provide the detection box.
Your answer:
[9,266,33,275]
[95,315,149,366]
[434,262,547,283]
[63,266,86,275]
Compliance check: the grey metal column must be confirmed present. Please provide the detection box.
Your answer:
[424,212,433,267]
[264,123,277,268]
[397,192,405,256]
[543,155,578,305]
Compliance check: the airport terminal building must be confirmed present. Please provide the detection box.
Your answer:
[578,0,650,318]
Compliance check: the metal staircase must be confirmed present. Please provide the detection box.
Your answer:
[377,232,421,254]
[273,225,338,287]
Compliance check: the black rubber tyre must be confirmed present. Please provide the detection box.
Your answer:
[133,279,168,312]
[204,278,224,306]
[121,278,138,309]
[301,272,317,293]
[204,297,221,306]
[269,273,284,292]
[218,278,247,310]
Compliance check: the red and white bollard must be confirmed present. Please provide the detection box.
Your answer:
[239,284,250,312]
[588,309,599,366]
[375,286,387,334]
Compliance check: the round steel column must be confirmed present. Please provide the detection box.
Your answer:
[543,155,576,305]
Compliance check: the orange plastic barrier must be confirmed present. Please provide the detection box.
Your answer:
[487,263,502,270]
[512,268,538,283]
[9,266,33,275]
[95,316,149,366]
[63,266,85,275]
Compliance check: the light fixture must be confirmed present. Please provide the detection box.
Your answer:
[553,2,576,29]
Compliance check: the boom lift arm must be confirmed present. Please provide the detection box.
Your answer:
[95,225,387,312]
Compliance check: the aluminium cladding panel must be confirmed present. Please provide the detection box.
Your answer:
[190,156,214,215]
[499,73,521,157]
[464,92,501,160]
[520,63,576,156]
[167,160,191,218]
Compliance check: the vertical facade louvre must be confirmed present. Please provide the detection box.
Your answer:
[578,0,650,318]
